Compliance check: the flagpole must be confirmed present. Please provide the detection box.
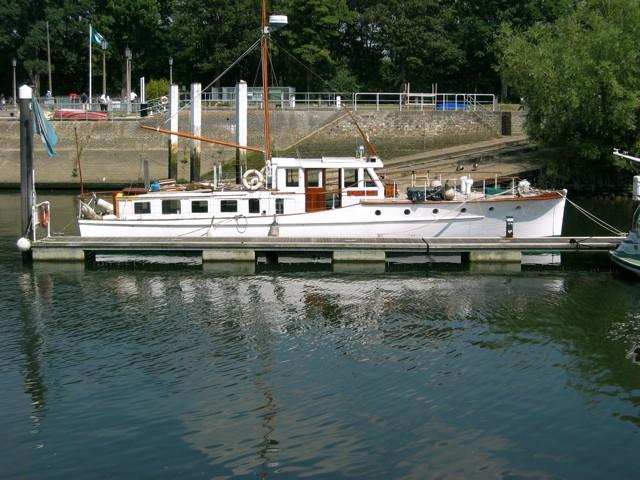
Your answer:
[46,21,52,95]
[89,24,92,111]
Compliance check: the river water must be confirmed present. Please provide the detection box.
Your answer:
[1,191,639,479]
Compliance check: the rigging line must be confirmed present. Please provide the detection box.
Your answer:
[565,197,624,235]
[568,200,621,233]
[138,37,263,129]
[268,48,279,87]
[270,39,335,91]
[252,50,263,88]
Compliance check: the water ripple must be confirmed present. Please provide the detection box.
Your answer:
[1,263,639,478]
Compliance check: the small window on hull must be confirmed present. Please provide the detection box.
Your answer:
[220,200,238,213]
[286,169,299,187]
[306,169,321,188]
[249,198,260,214]
[134,202,151,214]
[343,169,358,188]
[162,200,181,214]
[191,200,208,213]
[276,198,284,214]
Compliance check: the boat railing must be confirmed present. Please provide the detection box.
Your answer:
[410,172,520,198]
[353,92,497,112]
[35,91,497,117]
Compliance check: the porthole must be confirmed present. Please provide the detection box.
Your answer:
[375,210,381,216]
[432,208,439,214]
[489,206,495,211]
[515,205,522,210]
[461,207,467,213]
[404,209,411,215]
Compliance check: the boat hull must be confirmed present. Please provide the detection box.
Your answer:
[78,193,566,239]
[609,231,640,276]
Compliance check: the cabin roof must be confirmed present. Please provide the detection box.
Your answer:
[271,156,384,169]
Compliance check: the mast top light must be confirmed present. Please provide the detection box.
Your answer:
[269,15,288,31]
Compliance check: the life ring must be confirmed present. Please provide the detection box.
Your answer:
[242,169,264,190]
[160,96,169,105]
[38,203,50,229]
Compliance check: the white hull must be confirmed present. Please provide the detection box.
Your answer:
[78,195,566,238]
[610,231,640,276]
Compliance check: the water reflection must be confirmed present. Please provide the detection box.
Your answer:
[7,259,640,477]
[17,272,49,434]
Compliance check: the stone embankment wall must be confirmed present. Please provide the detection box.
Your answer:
[0,109,512,187]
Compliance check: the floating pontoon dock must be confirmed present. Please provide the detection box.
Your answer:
[29,236,624,264]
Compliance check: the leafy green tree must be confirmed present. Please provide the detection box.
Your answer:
[499,0,640,167]
[450,0,574,93]
[167,0,259,89]
[274,0,352,91]
[146,77,169,99]
[383,0,464,91]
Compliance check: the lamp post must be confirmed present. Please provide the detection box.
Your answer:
[125,46,132,114]
[102,42,107,97]
[169,56,173,86]
[12,58,17,106]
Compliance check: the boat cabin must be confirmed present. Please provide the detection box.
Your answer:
[268,155,386,211]
[105,154,389,221]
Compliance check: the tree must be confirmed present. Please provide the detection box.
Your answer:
[167,0,259,88]
[378,0,464,91]
[274,0,352,91]
[499,0,640,168]
[450,0,574,93]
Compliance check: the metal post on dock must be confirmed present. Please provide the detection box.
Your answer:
[190,82,202,182]
[143,160,150,190]
[168,84,179,179]
[19,85,34,243]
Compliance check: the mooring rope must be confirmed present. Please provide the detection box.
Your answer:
[565,197,625,235]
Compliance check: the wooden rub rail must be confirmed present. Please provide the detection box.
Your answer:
[29,236,624,264]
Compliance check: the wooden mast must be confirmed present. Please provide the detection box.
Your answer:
[262,0,271,163]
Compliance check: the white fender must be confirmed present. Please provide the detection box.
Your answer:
[242,169,264,190]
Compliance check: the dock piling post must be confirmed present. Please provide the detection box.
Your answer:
[19,85,34,245]
[168,84,179,179]
[190,82,202,182]
[235,80,248,184]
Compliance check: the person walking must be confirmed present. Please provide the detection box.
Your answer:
[81,92,88,111]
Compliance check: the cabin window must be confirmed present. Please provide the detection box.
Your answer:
[343,169,358,188]
[286,169,299,187]
[220,200,237,213]
[162,199,181,214]
[249,198,260,214]
[134,202,151,214]
[191,200,208,213]
[364,170,376,188]
[306,169,321,187]
[276,198,284,214]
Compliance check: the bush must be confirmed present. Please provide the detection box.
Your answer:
[146,78,170,100]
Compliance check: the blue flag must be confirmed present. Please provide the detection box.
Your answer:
[32,96,58,157]
[92,28,107,48]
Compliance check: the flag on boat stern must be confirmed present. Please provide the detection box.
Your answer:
[91,28,107,48]
[32,95,58,157]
